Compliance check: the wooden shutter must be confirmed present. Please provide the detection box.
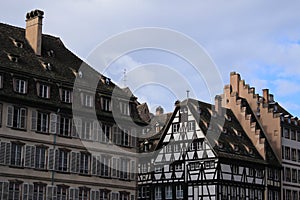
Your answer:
[70,152,79,173]
[50,113,57,134]
[5,143,10,165]
[0,142,6,164]
[31,110,37,131]
[6,106,13,127]
[24,145,35,168]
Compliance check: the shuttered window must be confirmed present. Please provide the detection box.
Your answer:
[35,146,46,169]
[46,186,57,200]
[10,143,23,167]
[7,106,27,129]
[69,188,79,200]
[8,182,21,200]
[80,152,90,175]
[70,152,80,173]
[0,181,9,200]
[91,155,101,176]
[24,145,35,168]
[23,183,33,200]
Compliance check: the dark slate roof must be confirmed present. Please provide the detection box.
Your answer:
[0,22,146,123]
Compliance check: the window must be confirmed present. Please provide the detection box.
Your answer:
[189,162,200,170]
[33,184,45,200]
[286,167,291,182]
[111,193,119,200]
[274,169,279,181]
[154,187,162,200]
[188,121,195,131]
[83,93,93,107]
[11,143,23,166]
[298,170,300,183]
[80,152,90,174]
[8,182,21,200]
[7,106,27,129]
[111,157,119,178]
[120,158,129,180]
[90,190,100,200]
[232,165,239,174]
[14,79,27,94]
[291,130,296,140]
[79,187,90,200]
[58,149,69,172]
[284,128,290,139]
[57,186,68,200]
[33,111,49,133]
[175,185,183,199]
[130,160,136,180]
[35,146,46,169]
[174,163,182,171]
[82,121,92,140]
[38,83,50,99]
[291,148,296,161]
[285,147,291,160]
[59,116,72,137]
[122,129,130,146]
[100,124,111,143]
[120,102,130,115]
[190,141,202,151]
[0,104,2,127]
[256,169,263,178]
[101,97,111,111]
[100,190,109,200]
[46,186,57,200]
[69,188,79,200]
[297,131,300,142]
[61,89,72,103]
[249,168,254,176]
[292,169,297,183]
[165,185,172,199]
[172,123,179,133]
[120,193,129,200]
[113,127,121,145]
[249,189,254,199]
[0,182,9,199]
[101,156,109,177]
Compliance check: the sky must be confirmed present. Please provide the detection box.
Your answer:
[1,0,300,116]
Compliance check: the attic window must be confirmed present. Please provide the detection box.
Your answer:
[222,128,227,134]
[10,38,23,48]
[234,145,239,152]
[217,142,223,149]
[47,50,55,57]
[226,115,232,121]
[105,78,110,85]
[78,71,83,78]
[7,54,19,62]
[42,62,53,71]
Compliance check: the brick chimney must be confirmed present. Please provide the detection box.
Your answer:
[230,72,240,95]
[25,9,44,56]
[214,95,222,115]
[263,89,269,104]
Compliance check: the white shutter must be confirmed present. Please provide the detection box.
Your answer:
[20,108,27,129]
[91,155,97,175]
[48,149,55,170]
[70,152,79,173]
[5,143,10,165]
[0,142,6,164]
[31,110,37,131]
[72,118,82,138]
[2,182,9,200]
[93,121,99,141]
[6,106,13,127]
[69,188,74,200]
[50,113,57,134]
[24,145,35,168]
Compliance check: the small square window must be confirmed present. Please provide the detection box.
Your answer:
[61,89,72,103]
[101,97,111,111]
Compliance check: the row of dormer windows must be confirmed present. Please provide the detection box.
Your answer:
[0,104,136,147]
[0,75,131,115]
[0,140,136,180]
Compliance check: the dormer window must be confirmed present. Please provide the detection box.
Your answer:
[7,54,19,62]
[47,50,55,57]
[227,115,232,122]
[105,78,110,85]
[120,102,130,115]
[234,145,239,152]
[11,38,24,48]
[37,83,50,99]
[101,97,111,111]
[42,62,53,71]
[82,93,93,107]
[13,78,27,94]
[222,128,227,134]
[60,89,72,103]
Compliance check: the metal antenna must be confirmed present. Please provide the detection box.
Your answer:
[186,90,190,99]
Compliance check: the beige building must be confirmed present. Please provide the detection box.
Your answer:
[0,9,146,200]
[223,72,300,200]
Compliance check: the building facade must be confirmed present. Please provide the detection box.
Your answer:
[223,72,300,200]
[0,10,146,200]
[138,99,281,200]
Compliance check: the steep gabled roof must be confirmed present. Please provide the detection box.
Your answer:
[153,98,265,164]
